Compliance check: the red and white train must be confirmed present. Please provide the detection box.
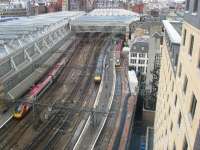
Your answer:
[13,57,66,119]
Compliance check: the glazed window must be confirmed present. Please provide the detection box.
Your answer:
[183,76,188,94]
[193,0,198,12]
[183,29,186,46]
[178,63,182,77]
[189,35,194,56]
[186,0,190,11]
[178,112,182,128]
[183,137,188,150]
[190,94,197,119]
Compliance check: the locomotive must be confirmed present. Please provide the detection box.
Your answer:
[13,57,66,119]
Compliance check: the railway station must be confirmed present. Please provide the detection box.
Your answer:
[0,8,140,150]
[0,1,198,150]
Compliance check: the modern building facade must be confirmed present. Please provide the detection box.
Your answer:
[154,0,200,149]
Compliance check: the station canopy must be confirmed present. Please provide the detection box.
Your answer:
[0,11,84,59]
[70,9,140,33]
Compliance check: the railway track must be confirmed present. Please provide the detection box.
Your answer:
[24,34,106,150]
[93,70,122,150]
[46,35,108,150]
[0,33,90,150]
[93,57,129,150]
[0,33,109,150]
[0,37,81,150]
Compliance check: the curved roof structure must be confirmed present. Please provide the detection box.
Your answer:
[0,11,84,59]
[70,9,140,33]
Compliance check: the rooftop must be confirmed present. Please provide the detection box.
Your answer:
[71,9,140,26]
[134,35,149,43]
[162,20,181,44]
[0,11,84,59]
[130,35,149,52]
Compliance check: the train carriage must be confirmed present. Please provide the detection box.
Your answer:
[13,56,66,119]
[93,39,110,83]
[94,54,104,83]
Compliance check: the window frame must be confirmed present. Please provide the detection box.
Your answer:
[174,94,177,107]
[178,112,182,128]
[170,122,173,132]
[173,142,176,150]
[183,76,188,94]
[193,0,198,13]
[183,137,188,150]
[183,29,186,46]
[190,94,197,119]
[198,50,200,69]
[178,63,182,77]
[186,0,190,11]
[188,35,194,56]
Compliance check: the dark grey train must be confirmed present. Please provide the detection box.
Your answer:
[94,40,110,83]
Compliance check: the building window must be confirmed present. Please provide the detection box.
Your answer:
[131,59,137,64]
[133,66,136,71]
[183,76,188,94]
[173,143,176,150]
[186,0,190,11]
[138,60,145,64]
[190,94,197,119]
[178,63,182,77]
[172,82,174,92]
[138,66,145,73]
[193,0,198,12]
[175,53,179,66]
[170,72,172,81]
[168,107,171,115]
[178,112,182,128]
[139,53,145,58]
[170,122,173,131]
[174,94,177,107]
[183,29,186,46]
[131,53,137,57]
[183,137,188,150]
[189,35,194,56]
[198,50,200,69]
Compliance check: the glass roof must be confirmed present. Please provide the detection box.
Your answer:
[72,9,140,26]
[0,11,84,60]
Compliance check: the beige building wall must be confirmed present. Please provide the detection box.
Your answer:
[154,21,200,150]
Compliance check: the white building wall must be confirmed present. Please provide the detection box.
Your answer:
[129,51,148,74]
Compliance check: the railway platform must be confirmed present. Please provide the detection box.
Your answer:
[0,110,13,129]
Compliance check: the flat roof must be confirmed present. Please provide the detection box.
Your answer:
[162,20,181,44]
